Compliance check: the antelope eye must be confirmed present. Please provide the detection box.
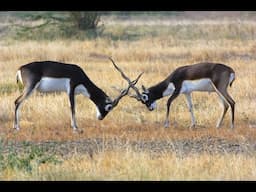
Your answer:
[105,104,113,112]
[142,94,149,102]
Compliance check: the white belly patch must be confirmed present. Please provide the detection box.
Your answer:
[180,79,214,93]
[37,77,90,98]
[162,83,175,97]
[74,84,90,98]
[37,77,70,93]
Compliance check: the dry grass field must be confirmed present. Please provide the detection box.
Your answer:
[0,14,256,180]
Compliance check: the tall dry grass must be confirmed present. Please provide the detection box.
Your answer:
[2,149,256,180]
[0,39,255,141]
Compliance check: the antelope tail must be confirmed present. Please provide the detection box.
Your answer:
[229,72,235,87]
[16,70,23,85]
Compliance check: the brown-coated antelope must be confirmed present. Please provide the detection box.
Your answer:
[130,62,236,129]
[14,58,142,132]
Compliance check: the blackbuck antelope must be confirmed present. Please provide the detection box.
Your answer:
[14,58,142,132]
[130,62,236,129]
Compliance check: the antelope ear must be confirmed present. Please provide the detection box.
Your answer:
[130,94,140,100]
[142,85,149,93]
[106,97,112,103]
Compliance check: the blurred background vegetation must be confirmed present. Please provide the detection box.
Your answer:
[1,11,256,41]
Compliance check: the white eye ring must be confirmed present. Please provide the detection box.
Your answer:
[105,104,113,112]
[142,94,149,102]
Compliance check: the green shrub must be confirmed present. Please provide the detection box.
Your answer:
[0,139,62,174]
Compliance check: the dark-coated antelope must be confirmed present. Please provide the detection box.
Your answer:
[14,59,142,132]
[130,62,236,129]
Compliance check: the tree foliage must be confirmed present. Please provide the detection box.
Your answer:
[69,12,101,30]
[11,12,102,40]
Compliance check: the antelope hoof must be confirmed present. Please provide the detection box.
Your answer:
[189,124,195,129]
[13,124,20,131]
[216,120,223,129]
[216,124,221,129]
[73,128,83,134]
[164,121,170,128]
